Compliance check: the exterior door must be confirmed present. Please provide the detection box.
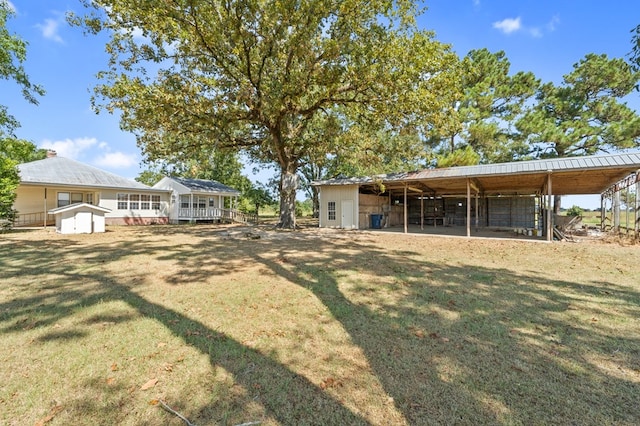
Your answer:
[341,200,354,229]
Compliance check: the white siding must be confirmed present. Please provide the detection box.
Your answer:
[318,185,359,228]
[15,186,100,215]
[100,189,170,221]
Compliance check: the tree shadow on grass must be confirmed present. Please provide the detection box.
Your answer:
[244,234,640,424]
[1,228,639,425]
[0,234,369,425]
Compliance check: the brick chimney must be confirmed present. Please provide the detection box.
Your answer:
[46,150,57,158]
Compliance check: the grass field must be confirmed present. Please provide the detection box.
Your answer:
[1,224,639,425]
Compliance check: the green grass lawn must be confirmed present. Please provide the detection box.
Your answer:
[1,225,639,425]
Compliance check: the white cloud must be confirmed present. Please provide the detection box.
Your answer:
[39,137,138,169]
[529,27,543,38]
[40,137,98,159]
[93,152,138,169]
[547,15,560,32]
[493,17,522,34]
[36,16,64,43]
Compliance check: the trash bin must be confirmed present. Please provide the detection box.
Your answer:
[370,213,383,229]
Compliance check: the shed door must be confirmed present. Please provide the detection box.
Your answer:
[341,200,354,229]
[75,211,93,233]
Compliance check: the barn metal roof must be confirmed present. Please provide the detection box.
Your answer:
[313,152,640,196]
[18,156,160,191]
[169,177,241,195]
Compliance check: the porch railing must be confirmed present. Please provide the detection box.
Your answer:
[13,212,55,227]
[178,207,258,224]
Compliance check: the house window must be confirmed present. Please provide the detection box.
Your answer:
[180,195,190,208]
[209,198,215,207]
[328,201,336,221]
[117,193,154,210]
[141,194,150,210]
[57,192,70,207]
[117,193,128,210]
[86,193,94,205]
[129,194,140,210]
[71,193,83,204]
[198,196,206,209]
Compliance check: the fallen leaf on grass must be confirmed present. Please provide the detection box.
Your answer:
[320,377,342,389]
[34,404,63,426]
[106,377,116,385]
[140,378,158,391]
[110,363,118,371]
[149,399,159,406]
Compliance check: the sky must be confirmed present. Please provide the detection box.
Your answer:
[3,0,640,208]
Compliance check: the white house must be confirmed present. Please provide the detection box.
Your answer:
[48,203,111,234]
[14,152,170,227]
[153,176,247,224]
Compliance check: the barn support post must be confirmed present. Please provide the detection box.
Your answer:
[386,192,391,228]
[600,194,605,232]
[546,172,553,242]
[625,187,630,235]
[420,192,424,231]
[613,190,621,234]
[466,179,471,237]
[403,184,408,234]
[475,191,479,232]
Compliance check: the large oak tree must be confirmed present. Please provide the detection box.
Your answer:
[76,0,458,228]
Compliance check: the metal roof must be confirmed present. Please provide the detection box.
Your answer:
[18,156,160,191]
[169,177,241,195]
[313,152,640,196]
[48,202,112,215]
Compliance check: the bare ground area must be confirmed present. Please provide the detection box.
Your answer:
[1,223,639,425]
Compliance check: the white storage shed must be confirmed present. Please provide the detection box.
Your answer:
[48,203,111,234]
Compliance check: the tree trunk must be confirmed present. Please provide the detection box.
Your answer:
[278,169,298,229]
[311,186,320,218]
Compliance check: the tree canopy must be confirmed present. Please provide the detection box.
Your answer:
[427,48,539,167]
[76,0,459,228]
[518,53,640,158]
[1,1,45,228]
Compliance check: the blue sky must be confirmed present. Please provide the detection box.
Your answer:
[3,0,640,208]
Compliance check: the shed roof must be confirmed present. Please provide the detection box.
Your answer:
[167,177,241,195]
[313,152,640,196]
[48,202,112,215]
[18,156,161,191]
